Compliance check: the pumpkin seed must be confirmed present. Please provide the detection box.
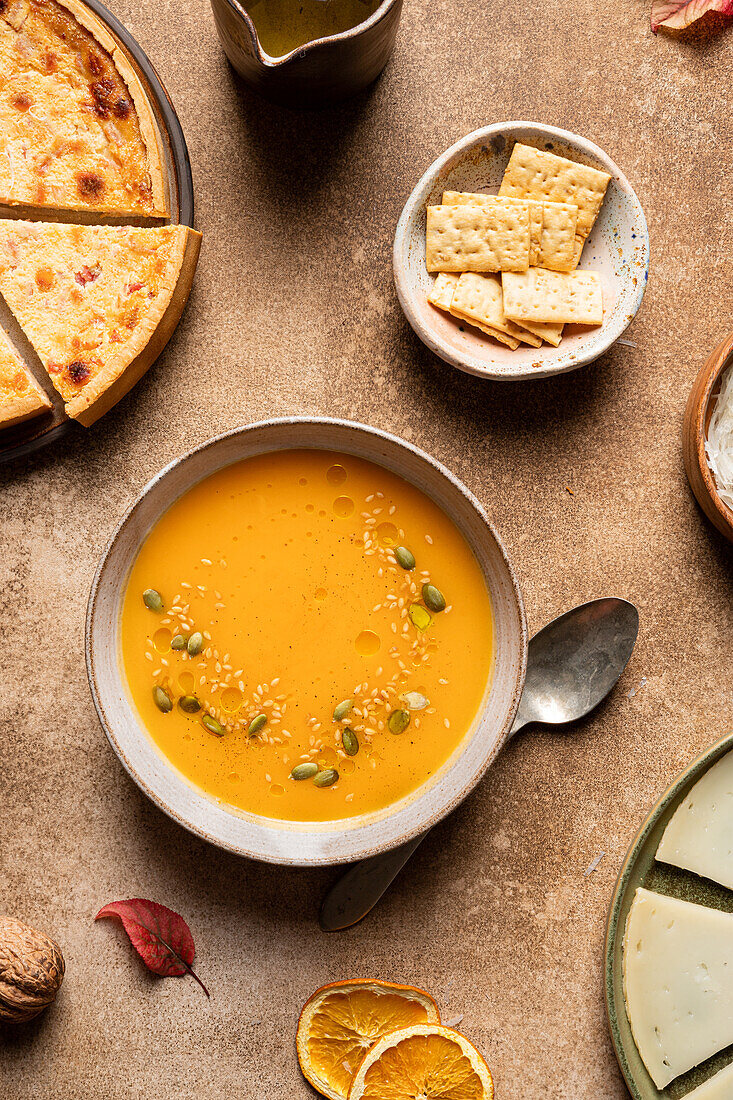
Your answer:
[153,686,172,713]
[393,546,415,570]
[143,588,163,612]
[248,713,267,736]
[422,584,446,613]
[201,714,226,736]
[171,634,188,650]
[313,768,339,788]
[333,699,353,721]
[409,603,432,632]
[388,708,411,734]
[402,691,429,711]
[187,631,204,656]
[178,694,201,714]
[291,762,319,780]
[342,727,359,756]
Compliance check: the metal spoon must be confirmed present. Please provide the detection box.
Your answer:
[319,597,639,931]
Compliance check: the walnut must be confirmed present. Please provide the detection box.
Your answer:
[0,915,65,1023]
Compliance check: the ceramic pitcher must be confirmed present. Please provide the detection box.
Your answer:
[209,0,403,107]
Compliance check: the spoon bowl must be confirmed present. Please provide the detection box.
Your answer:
[512,597,639,733]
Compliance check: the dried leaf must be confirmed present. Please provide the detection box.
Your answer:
[651,0,733,30]
[95,898,209,997]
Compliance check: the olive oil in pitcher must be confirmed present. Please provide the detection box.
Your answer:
[245,0,382,58]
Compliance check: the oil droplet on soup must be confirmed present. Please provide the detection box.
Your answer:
[377,521,399,546]
[355,629,380,656]
[326,463,347,486]
[333,495,354,517]
[121,450,493,822]
[153,628,172,653]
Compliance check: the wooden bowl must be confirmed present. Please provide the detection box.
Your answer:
[682,332,733,543]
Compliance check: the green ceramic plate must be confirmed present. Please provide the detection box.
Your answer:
[605,732,733,1100]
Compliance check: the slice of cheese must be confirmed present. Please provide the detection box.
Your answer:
[623,888,733,1089]
[684,1061,733,1099]
[656,750,733,890]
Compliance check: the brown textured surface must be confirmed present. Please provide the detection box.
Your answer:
[1,1,732,1096]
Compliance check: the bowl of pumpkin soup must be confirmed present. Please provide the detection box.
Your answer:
[87,419,526,865]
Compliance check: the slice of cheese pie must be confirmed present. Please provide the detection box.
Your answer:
[0,220,200,424]
[0,0,167,215]
[0,325,51,428]
[657,750,733,891]
[623,888,733,1089]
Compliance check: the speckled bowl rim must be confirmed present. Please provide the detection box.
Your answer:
[604,732,733,1099]
[86,417,527,866]
[393,121,650,381]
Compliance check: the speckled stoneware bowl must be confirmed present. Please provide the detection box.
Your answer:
[394,122,650,381]
[605,733,733,1099]
[86,418,527,867]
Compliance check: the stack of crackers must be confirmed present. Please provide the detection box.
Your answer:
[426,143,612,350]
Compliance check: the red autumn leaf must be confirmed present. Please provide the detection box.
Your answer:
[95,898,209,997]
[651,0,733,30]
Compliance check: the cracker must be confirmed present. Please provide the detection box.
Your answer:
[501,269,603,325]
[427,271,523,349]
[512,318,564,347]
[451,273,542,347]
[426,204,530,273]
[498,143,611,258]
[537,201,578,272]
[459,318,521,350]
[442,192,544,267]
[428,272,460,311]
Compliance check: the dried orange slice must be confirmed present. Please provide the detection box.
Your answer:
[297,979,440,1100]
[348,1024,494,1100]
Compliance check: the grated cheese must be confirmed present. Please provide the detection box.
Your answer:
[705,362,733,510]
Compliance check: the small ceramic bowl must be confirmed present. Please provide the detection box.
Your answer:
[86,418,527,866]
[683,332,733,544]
[393,121,650,381]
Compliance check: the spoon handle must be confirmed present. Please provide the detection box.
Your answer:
[319,714,532,930]
[319,833,427,931]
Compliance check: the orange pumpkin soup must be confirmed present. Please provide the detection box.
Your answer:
[121,450,494,821]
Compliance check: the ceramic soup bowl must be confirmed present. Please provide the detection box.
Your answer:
[87,418,527,866]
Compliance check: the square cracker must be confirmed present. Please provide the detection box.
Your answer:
[442,192,544,267]
[428,272,460,311]
[427,272,521,349]
[501,269,603,325]
[451,273,542,347]
[426,203,530,273]
[537,201,578,272]
[498,143,611,257]
[513,318,564,347]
